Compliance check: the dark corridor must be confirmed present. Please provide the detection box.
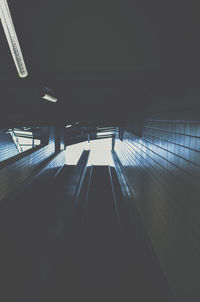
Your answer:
[0,0,200,301]
[0,150,172,302]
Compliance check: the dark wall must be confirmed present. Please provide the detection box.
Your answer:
[28,150,66,186]
[114,116,200,302]
[0,131,19,162]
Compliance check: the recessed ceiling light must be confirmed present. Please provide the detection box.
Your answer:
[0,0,28,78]
[42,93,58,103]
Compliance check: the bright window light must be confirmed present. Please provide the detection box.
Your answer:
[0,0,28,78]
[65,137,114,166]
[9,129,41,152]
[14,130,32,136]
[34,139,40,145]
[17,137,31,144]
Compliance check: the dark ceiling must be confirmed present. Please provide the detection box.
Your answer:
[0,0,199,126]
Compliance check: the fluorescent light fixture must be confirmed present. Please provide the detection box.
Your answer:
[42,93,58,103]
[66,125,72,128]
[97,131,114,136]
[0,0,28,78]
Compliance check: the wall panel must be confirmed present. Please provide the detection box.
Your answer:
[0,131,19,162]
[114,118,200,302]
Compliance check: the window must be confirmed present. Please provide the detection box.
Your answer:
[66,137,114,166]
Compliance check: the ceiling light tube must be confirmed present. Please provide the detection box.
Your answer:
[0,0,28,78]
[42,93,58,103]
[97,131,114,136]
